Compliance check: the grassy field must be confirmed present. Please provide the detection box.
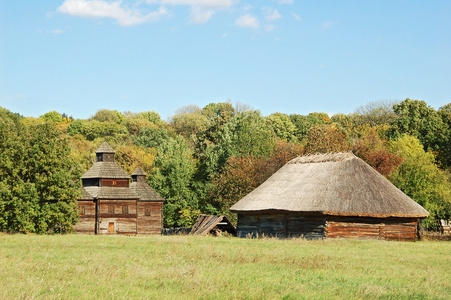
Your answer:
[0,234,450,299]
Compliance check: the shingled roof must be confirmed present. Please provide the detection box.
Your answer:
[80,187,94,200]
[130,167,165,202]
[83,186,139,200]
[131,166,147,176]
[230,152,429,218]
[81,162,131,179]
[81,142,130,179]
[96,142,115,153]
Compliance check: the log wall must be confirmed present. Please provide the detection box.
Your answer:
[137,202,163,235]
[97,199,138,235]
[74,200,96,234]
[236,213,326,239]
[325,217,418,242]
[236,213,418,241]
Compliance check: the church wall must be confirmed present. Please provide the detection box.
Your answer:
[74,200,96,234]
[137,202,163,235]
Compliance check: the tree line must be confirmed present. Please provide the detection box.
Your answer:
[0,98,450,233]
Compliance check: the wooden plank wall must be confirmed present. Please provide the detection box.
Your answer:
[380,219,417,242]
[74,201,96,234]
[326,217,418,242]
[98,200,138,235]
[137,202,163,235]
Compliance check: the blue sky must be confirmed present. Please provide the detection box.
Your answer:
[1,1,450,120]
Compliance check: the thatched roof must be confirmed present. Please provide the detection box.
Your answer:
[81,162,131,179]
[130,168,165,202]
[230,152,429,218]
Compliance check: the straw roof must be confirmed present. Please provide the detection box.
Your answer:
[230,152,429,218]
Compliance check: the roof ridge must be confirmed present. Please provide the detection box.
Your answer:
[289,151,355,164]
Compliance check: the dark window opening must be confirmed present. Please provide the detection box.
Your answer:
[80,206,85,216]
[108,204,115,214]
[122,205,129,214]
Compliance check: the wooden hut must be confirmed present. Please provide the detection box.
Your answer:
[74,142,165,235]
[230,152,429,241]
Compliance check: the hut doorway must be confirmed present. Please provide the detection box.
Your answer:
[108,222,115,234]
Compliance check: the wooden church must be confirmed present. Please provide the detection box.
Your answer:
[73,142,165,235]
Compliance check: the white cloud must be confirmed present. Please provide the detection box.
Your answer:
[157,0,232,7]
[263,7,281,22]
[275,0,293,4]
[58,0,168,26]
[52,29,64,34]
[292,12,301,22]
[235,14,259,29]
[189,6,214,23]
[154,0,233,23]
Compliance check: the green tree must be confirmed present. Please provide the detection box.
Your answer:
[170,105,208,138]
[201,102,235,123]
[290,114,324,142]
[148,136,198,227]
[0,118,81,233]
[39,111,63,123]
[389,98,447,152]
[389,135,451,228]
[67,120,128,141]
[226,110,275,158]
[309,112,331,124]
[193,102,236,182]
[266,113,297,142]
[133,126,170,149]
[91,109,125,124]
[437,103,451,169]
[134,110,166,126]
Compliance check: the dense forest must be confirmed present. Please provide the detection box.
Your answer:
[1,98,450,233]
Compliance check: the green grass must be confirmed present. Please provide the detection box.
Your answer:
[0,234,450,299]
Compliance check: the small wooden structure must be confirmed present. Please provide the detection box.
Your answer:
[190,215,236,236]
[230,152,429,241]
[74,142,165,235]
[440,219,450,235]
